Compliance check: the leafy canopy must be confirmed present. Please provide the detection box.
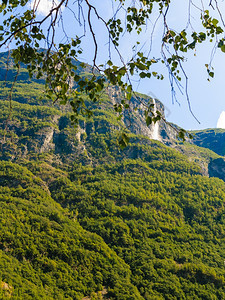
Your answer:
[0,0,225,144]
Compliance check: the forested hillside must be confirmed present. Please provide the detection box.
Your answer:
[1,51,225,299]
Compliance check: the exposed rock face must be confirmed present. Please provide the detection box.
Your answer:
[1,50,225,184]
[1,82,222,179]
[38,127,55,153]
[1,281,13,298]
[106,87,178,144]
[0,86,179,165]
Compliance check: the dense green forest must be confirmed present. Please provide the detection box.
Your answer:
[1,51,225,299]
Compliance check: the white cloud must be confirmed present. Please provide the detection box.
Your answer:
[217,111,225,129]
[29,0,61,16]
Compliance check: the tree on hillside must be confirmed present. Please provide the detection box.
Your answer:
[0,0,225,144]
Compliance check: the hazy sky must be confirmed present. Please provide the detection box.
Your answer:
[6,0,225,131]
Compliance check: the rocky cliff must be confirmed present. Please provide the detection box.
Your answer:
[1,50,225,182]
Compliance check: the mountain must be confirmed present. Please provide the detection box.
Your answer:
[190,128,225,156]
[187,129,225,181]
[1,51,225,299]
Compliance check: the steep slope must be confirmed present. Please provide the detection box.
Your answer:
[191,128,225,156]
[69,161,225,299]
[0,51,177,162]
[2,50,225,299]
[188,129,225,180]
[0,49,219,180]
[19,149,225,299]
[0,161,142,299]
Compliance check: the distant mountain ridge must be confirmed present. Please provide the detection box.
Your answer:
[190,128,225,156]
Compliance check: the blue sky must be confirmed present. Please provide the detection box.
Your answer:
[3,0,225,131]
[80,1,225,131]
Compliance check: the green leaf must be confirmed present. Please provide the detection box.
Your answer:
[212,18,218,26]
[140,72,146,78]
[146,116,152,126]
[107,60,113,66]
[209,72,214,78]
